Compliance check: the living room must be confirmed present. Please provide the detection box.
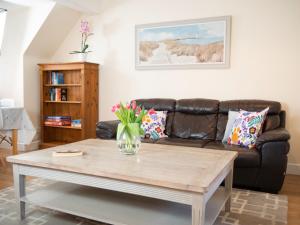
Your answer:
[0,0,299,224]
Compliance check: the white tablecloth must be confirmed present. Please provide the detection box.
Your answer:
[0,107,36,145]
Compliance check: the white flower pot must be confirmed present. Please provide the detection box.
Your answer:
[78,53,88,62]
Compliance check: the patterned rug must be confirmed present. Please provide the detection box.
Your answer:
[0,179,287,225]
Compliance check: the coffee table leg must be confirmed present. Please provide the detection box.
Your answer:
[225,165,233,212]
[192,195,205,225]
[13,164,26,220]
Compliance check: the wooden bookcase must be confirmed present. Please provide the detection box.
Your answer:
[39,62,99,149]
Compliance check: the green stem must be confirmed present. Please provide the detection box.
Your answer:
[83,33,88,52]
[81,33,84,52]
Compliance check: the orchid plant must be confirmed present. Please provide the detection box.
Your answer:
[70,20,93,54]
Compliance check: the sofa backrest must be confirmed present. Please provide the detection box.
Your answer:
[136,98,284,141]
[172,99,219,140]
[216,100,282,141]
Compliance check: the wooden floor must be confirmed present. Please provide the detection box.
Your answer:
[1,149,299,224]
[280,174,300,224]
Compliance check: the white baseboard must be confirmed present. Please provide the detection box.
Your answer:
[287,163,300,175]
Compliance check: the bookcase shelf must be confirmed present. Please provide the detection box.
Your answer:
[43,125,82,130]
[44,101,82,104]
[44,84,82,87]
[39,62,99,149]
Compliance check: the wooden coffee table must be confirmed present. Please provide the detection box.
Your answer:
[7,139,237,225]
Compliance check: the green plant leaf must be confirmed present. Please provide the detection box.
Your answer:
[69,51,83,54]
[82,44,89,53]
[139,127,145,136]
[135,108,147,124]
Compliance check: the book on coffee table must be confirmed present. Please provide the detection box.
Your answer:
[52,150,83,157]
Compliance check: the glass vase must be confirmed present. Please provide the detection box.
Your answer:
[117,123,141,155]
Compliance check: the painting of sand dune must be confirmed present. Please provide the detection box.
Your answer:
[136,16,231,69]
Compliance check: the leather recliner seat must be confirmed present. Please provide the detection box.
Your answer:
[96,98,291,193]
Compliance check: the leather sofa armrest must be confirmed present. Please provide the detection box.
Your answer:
[256,141,290,193]
[96,120,119,139]
[256,128,290,150]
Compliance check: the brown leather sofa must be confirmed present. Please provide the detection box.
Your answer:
[96,99,291,193]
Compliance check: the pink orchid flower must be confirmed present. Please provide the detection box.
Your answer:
[80,20,90,34]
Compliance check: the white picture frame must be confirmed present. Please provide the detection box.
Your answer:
[135,16,231,70]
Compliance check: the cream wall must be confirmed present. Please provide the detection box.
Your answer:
[51,0,300,165]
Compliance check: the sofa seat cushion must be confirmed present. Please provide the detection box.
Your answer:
[141,138,157,144]
[204,141,261,168]
[156,137,210,148]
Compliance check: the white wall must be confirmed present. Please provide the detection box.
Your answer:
[51,0,300,166]
[0,1,55,106]
[0,6,28,106]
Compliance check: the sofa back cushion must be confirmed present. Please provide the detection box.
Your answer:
[172,99,219,139]
[216,100,282,141]
[135,98,176,136]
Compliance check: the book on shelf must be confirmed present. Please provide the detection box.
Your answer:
[44,116,72,126]
[46,116,72,120]
[71,119,81,128]
[61,88,67,101]
[55,88,61,101]
[49,88,67,101]
[44,121,71,126]
[48,72,64,85]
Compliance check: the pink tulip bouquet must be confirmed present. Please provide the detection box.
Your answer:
[112,101,148,135]
[70,20,93,54]
[112,101,149,154]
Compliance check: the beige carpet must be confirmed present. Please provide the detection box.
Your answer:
[0,179,287,225]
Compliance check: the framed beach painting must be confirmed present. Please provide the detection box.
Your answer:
[135,16,231,69]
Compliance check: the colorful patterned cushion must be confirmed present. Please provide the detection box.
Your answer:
[142,111,168,140]
[228,108,269,148]
[222,111,239,144]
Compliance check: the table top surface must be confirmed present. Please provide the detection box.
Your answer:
[7,139,237,193]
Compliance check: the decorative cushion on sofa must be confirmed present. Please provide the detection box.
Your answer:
[228,108,269,148]
[142,111,168,140]
[216,100,282,141]
[135,98,176,136]
[222,111,239,143]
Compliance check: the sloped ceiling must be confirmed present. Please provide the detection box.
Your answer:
[0,0,25,10]
[52,0,106,13]
[2,0,49,7]
[51,0,125,14]
[25,3,81,57]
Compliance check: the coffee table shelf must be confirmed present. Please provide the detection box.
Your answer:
[21,182,229,225]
